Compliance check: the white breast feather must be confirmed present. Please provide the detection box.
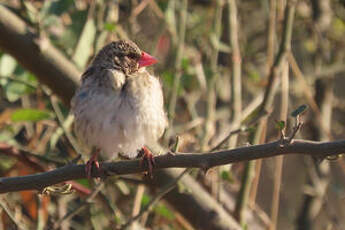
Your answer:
[72,69,167,159]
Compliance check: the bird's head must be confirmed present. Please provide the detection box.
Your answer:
[93,40,157,75]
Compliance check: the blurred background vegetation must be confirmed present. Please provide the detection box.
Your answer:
[0,0,344,229]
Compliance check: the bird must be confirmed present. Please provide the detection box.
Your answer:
[71,40,168,178]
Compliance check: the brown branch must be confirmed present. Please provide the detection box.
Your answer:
[0,5,80,105]
[227,0,242,148]
[0,139,344,194]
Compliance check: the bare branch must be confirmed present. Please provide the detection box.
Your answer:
[0,5,80,105]
[227,0,242,148]
[0,139,344,193]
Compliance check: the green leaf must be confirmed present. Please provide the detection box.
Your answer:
[181,73,193,91]
[291,104,308,117]
[42,15,61,28]
[248,69,261,82]
[0,127,19,143]
[177,181,191,194]
[104,22,116,32]
[75,178,90,188]
[154,204,175,220]
[332,18,345,38]
[59,11,88,54]
[141,194,151,206]
[5,82,28,102]
[275,120,286,130]
[0,54,17,77]
[304,39,316,53]
[162,71,174,88]
[181,58,190,71]
[11,109,53,122]
[221,170,234,183]
[3,72,37,102]
[41,0,73,17]
[0,154,16,171]
[72,17,97,69]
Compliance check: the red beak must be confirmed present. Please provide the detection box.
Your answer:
[138,51,158,68]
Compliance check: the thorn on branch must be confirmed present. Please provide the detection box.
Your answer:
[287,115,303,144]
[171,135,181,153]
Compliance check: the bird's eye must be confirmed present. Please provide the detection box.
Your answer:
[128,53,138,59]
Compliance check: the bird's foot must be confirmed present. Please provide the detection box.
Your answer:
[85,149,101,179]
[139,146,155,178]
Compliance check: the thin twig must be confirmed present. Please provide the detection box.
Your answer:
[287,52,332,139]
[269,59,289,230]
[167,0,188,129]
[53,183,104,229]
[268,1,282,225]
[211,127,248,151]
[37,194,45,230]
[0,143,47,172]
[227,0,242,148]
[210,109,270,151]
[129,0,150,21]
[287,53,320,114]
[209,92,265,150]
[120,169,190,229]
[0,198,27,230]
[310,62,345,79]
[0,75,38,89]
[201,0,224,150]
[286,117,303,144]
[130,184,145,228]
[148,0,165,19]
[49,95,80,153]
[266,0,277,74]
[1,143,65,166]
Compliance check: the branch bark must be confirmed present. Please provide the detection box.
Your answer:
[1,139,344,193]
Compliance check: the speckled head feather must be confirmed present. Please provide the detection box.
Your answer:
[91,40,142,75]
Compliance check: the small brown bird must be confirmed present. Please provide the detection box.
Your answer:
[71,40,167,177]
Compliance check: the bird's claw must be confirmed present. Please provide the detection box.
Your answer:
[85,150,101,179]
[85,160,100,179]
[139,146,155,178]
